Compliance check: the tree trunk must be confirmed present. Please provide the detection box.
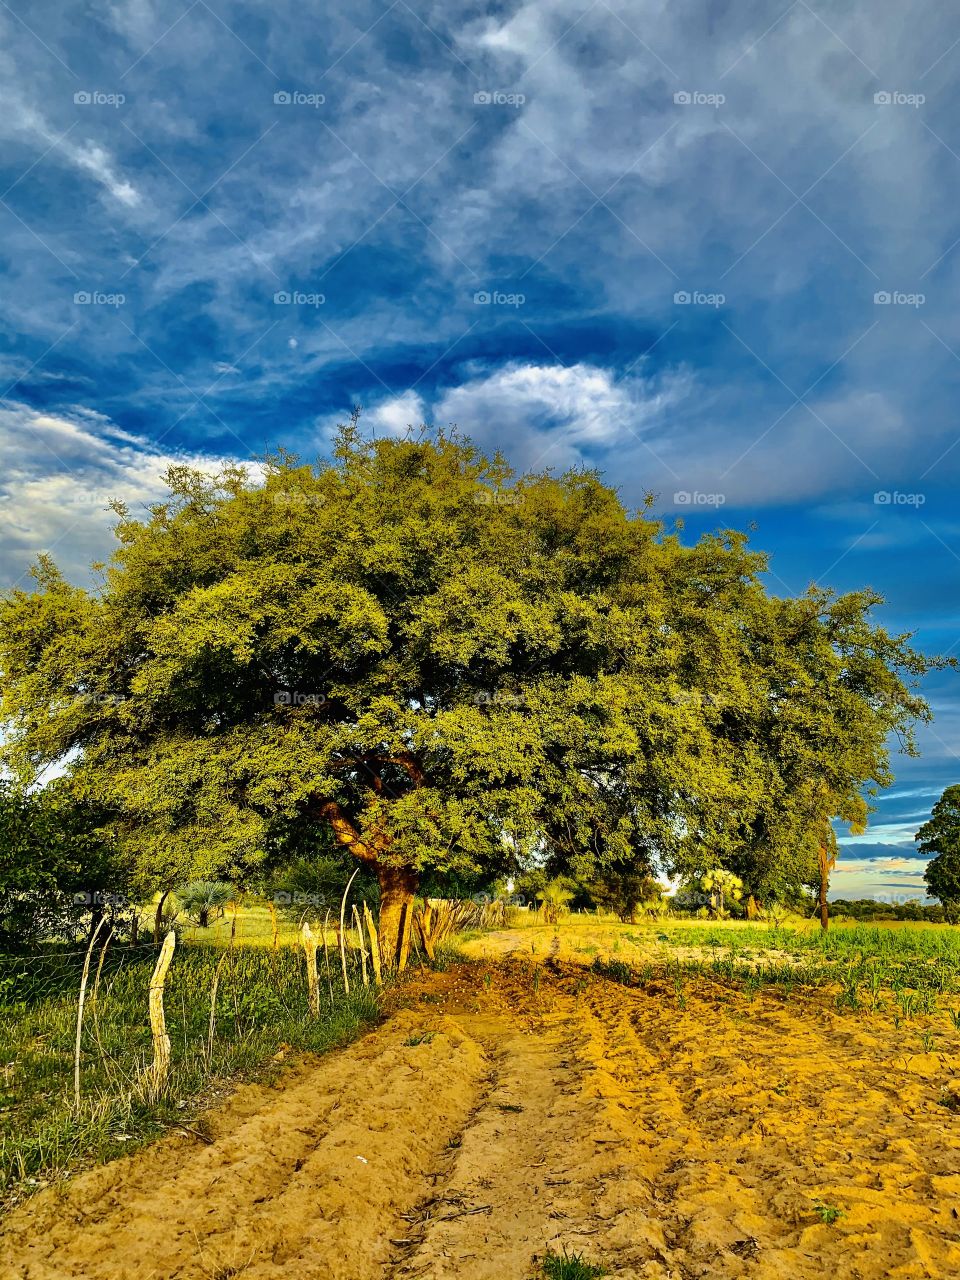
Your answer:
[153,889,170,945]
[818,847,830,931]
[87,899,104,945]
[377,864,418,972]
[315,799,419,972]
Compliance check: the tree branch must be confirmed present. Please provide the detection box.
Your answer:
[314,800,381,865]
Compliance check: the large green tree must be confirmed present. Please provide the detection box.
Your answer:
[0,426,939,963]
[918,785,960,912]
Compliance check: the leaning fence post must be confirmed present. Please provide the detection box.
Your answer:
[363,903,382,987]
[301,921,320,1016]
[322,909,334,1005]
[207,949,230,1067]
[339,868,359,996]
[90,925,114,1061]
[352,904,370,988]
[147,929,176,1096]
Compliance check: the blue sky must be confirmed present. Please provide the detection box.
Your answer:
[2,0,959,900]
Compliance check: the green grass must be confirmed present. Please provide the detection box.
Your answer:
[650,921,960,963]
[0,940,380,1199]
[541,1246,608,1279]
[590,921,960,1011]
[176,904,351,949]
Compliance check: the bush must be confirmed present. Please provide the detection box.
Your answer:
[536,878,577,925]
[0,781,134,948]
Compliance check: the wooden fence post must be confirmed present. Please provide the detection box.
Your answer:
[301,921,320,1016]
[414,903,436,962]
[90,925,114,1060]
[339,869,359,996]
[207,949,229,1066]
[147,929,176,1096]
[363,903,382,987]
[352,904,370,987]
[322,909,334,1004]
[153,888,171,945]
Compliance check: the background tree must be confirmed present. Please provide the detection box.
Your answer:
[586,864,665,922]
[918,786,960,916]
[699,589,935,927]
[536,877,577,925]
[0,780,132,947]
[0,426,941,966]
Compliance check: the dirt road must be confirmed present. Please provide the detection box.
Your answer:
[3,960,960,1279]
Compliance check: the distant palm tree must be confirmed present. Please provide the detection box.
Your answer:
[537,878,576,925]
[178,880,234,928]
[701,868,743,918]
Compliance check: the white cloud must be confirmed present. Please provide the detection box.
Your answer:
[0,86,141,209]
[429,360,689,471]
[0,403,234,586]
[72,143,140,207]
[101,0,164,46]
[839,822,919,845]
[364,390,427,437]
[358,361,918,508]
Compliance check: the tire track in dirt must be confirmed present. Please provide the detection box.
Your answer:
[389,1004,651,1279]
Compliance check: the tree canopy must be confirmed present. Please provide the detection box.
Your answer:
[0,424,940,962]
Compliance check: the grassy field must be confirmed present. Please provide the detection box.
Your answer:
[141,901,351,949]
[461,912,960,1012]
[0,937,379,1201]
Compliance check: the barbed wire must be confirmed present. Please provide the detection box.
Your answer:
[1,940,167,963]
[0,933,315,965]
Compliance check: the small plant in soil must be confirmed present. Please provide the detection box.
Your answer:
[540,1246,608,1279]
[403,1032,436,1046]
[813,1202,843,1225]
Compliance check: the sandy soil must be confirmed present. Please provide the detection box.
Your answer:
[4,959,960,1279]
